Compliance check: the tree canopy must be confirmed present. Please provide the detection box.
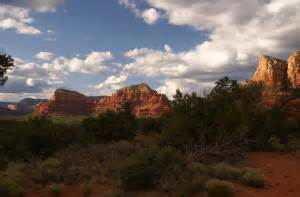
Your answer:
[0,53,14,85]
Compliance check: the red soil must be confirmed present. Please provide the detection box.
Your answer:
[236,152,300,197]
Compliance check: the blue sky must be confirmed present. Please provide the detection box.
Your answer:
[0,0,300,101]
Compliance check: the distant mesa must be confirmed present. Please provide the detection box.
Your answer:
[0,98,47,115]
[34,83,171,117]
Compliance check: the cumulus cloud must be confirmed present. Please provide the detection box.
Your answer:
[0,4,41,34]
[142,8,160,24]
[0,51,113,101]
[94,74,128,95]
[67,51,113,74]
[118,0,161,24]
[114,0,300,95]
[2,0,65,12]
[35,52,54,61]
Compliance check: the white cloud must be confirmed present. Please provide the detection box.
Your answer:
[67,51,113,74]
[2,0,65,13]
[142,8,160,24]
[118,0,161,25]
[0,4,41,34]
[26,78,35,86]
[115,0,300,95]
[35,52,54,61]
[95,74,128,95]
[3,51,113,99]
[157,78,213,98]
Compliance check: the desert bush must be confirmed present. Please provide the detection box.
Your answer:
[48,184,64,197]
[120,146,184,190]
[86,141,135,162]
[267,136,285,151]
[206,179,234,197]
[0,177,23,197]
[241,168,265,188]
[137,117,162,133]
[211,162,242,180]
[82,107,136,143]
[81,181,93,197]
[32,158,63,184]
[120,147,158,190]
[155,147,185,174]
[187,162,211,175]
[103,189,125,197]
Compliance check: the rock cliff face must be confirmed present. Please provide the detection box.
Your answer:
[288,51,300,88]
[34,84,171,117]
[252,55,288,87]
[250,52,300,117]
[35,89,93,115]
[94,83,170,117]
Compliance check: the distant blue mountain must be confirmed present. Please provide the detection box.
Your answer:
[0,98,48,115]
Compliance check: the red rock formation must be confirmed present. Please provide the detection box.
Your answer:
[252,55,288,88]
[35,89,93,115]
[249,52,300,117]
[34,84,171,117]
[94,83,171,117]
[288,51,300,88]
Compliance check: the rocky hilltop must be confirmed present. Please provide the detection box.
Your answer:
[35,89,94,115]
[34,84,171,117]
[252,55,288,88]
[251,52,300,88]
[250,51,300,116]
[94,83,170,116]
[288,51,300,88]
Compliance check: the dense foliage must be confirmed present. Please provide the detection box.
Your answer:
[0,53,14,85]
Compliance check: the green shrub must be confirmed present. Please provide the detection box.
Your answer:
[268,136,285,151]
[120,148,158,190]
[212,162,242,180]
[81,182,93,197]
[0,177,23,197]
[120,147,184,190]
[179,175,208,197]
[33,158,62,184]
[241,168,265,188]
[48,184,64,197]
[206,179,234,197]
[188,162,210,175]
[155,147,184,174]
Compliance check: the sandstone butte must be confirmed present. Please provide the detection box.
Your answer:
[250,51,300,116]
[34,83,171,117]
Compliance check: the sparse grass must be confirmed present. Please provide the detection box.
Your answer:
[211,162,242,180]
[188,162,211,175]
[241,168,265,188]
[48,184,64,197]
[206,179,234,197]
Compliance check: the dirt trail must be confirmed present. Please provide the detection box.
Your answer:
[237,152,300,197]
